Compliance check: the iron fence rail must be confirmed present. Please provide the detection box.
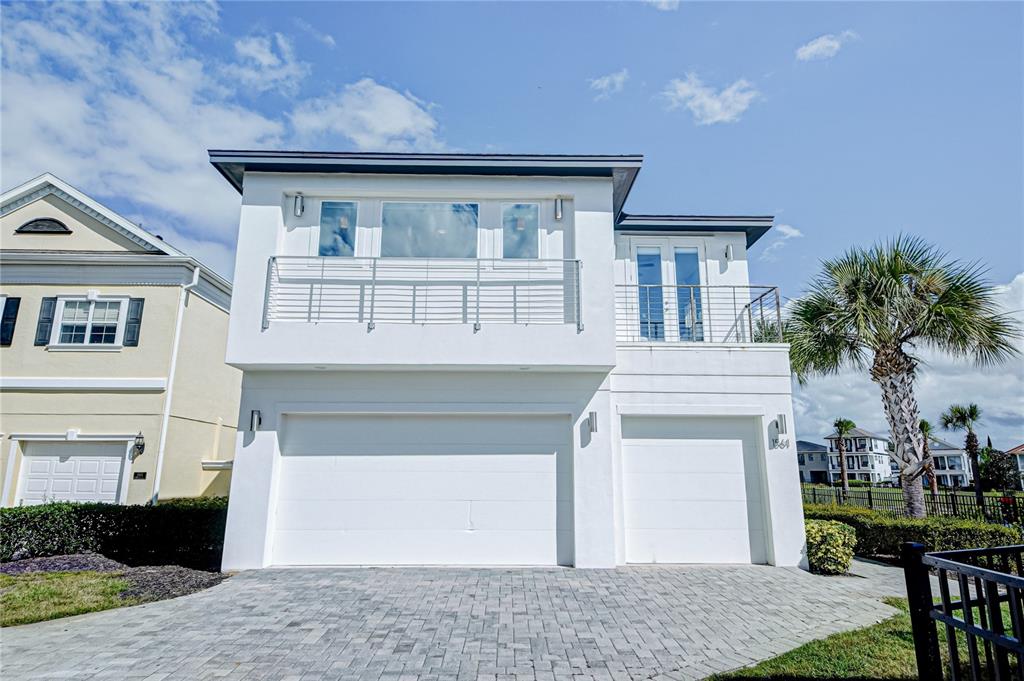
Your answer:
[803,485,1021,523]
[263,256,583,331]
[905,542,1024,680]
[614,284,783,344]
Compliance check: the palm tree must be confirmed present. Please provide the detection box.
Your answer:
[788,237,1019,518]
[832,418,856,494]
[941,403,984,508]
[920,419,939,500]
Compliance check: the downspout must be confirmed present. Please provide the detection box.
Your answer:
[150,266,200,504]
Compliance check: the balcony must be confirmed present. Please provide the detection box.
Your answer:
[263,256,583,331]
[614,284,783,344]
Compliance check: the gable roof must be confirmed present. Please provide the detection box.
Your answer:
[1007,444,1024,455]
[824,427,889,440]
[927,435,962,451]
[615,214,774,247]
[797,440,828,452]
[1,174,185,257]
[209,150,644,221]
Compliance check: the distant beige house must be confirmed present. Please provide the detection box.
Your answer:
[0,174,240,506]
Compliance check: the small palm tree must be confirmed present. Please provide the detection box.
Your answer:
[788,237,1019,518]
[920,419,939,500]
[941,404,984,507]
[832,418,856,493]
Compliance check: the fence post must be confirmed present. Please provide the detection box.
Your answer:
[867,487,873,511]
[902,542,942,681]
[951,490,958,517]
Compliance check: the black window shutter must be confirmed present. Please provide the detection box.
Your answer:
[34,297,57,346]
[124,298,145,347]
[1,297,20,346]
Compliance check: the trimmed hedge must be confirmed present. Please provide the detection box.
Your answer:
[803,503,1023,558]
[0,498,228,571]
[805,520,856,575]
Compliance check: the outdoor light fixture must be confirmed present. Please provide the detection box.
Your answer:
[724,244,734,261]
[588,411,598,433]
[777,413,788,434]
[131,432,146,460]
[293,193,304,217]
[250,409,262,432]
[554,198,563,221]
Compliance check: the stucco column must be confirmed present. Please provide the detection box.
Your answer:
[761,401,808,568]
[572,387,616,568]
[221,426,281,570]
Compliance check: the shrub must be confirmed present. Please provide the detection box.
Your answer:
[0,500,228,571]
[803,503,1022,557]
[805,520,856,575]
[847,479,872,487]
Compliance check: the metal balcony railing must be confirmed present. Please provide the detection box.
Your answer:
[615,284,783,344]
[263,256,583,331]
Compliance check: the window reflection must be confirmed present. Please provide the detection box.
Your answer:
[502,203,539,259]
[381,202,478,258]
[318,202,357,256]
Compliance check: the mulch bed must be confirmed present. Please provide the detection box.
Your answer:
[0,553,228,604]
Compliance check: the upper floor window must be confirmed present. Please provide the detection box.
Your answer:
[35,296,144,349]
[15,217,71,234]
[318,201,357,256]
[502,203,539,259]
[381,202,479,258]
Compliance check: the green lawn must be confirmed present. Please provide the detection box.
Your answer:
[0,572,137,627]
[713,597,921,680]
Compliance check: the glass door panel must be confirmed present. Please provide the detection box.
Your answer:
[674,248,704,341]
[636,247,664,340]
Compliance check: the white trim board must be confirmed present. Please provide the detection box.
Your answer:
[0,378,167,391]
[616,404,766,417]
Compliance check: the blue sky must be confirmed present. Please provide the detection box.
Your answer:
[2,1,1022,445]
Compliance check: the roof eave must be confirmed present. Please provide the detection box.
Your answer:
[615,214,774,247]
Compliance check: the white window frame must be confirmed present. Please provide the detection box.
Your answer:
[498,201,545,259]
[316,200,361,257]
[379,200,482,259]
[48,295,129,350]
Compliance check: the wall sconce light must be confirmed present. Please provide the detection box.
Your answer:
[250,409,262,432]
[777,413,788,435]
[132,432,146,460]
[588,411,598,433]
[724,244,734,261]
[293,193,304,217]
[554,198,563,222]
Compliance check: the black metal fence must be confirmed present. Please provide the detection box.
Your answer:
[903,542,1024,680]
[803,485,1021,524]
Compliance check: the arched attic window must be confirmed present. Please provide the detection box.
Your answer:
[15,218,72,234]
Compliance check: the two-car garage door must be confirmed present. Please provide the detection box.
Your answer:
[272,414,573,566]
[622,416,768,564]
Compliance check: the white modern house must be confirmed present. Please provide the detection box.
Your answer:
[796,440,830,484]
[825,428,892,484]
[211,150,805,570]
[887,435,971,488]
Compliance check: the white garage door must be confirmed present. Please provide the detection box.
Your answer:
[16,442,127,506]
[622,416,767,564]
[273,414,573,566]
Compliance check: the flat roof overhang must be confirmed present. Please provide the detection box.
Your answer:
[209,150,643,220]
[615,214,774,247]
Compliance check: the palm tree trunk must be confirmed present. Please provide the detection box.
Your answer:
[872,349,927,518]
[967,430,983,509]
[838,441,850,494]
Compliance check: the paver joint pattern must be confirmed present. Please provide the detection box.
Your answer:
[1,564,901,681]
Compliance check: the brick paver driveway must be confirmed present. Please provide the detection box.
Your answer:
[2,564,902,681]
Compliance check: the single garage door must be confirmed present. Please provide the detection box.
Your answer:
[16,441,127,506]
[622,416,767,564]
[273,414,573,566]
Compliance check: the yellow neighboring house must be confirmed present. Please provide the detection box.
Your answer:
[0,174,240,506]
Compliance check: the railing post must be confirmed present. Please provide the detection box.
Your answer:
[775,287,784,341]
[575,260,584,333]
[902,542,942,681]
[867,487,873,510]
[367,258,377,331]
[474,258,481,332]
[688,287,697,341]
[262,256,275,331]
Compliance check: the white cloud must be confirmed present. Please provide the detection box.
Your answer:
[796,30,859,62]
[293,18,336,49]
[662,73,759,125]
[643,0,680,10]
[758,223,804,262]
[225,33,309,95]
[793,273,1024,449]
[589,68,629,100]
[290,78,444,152]
[0,2,449,278]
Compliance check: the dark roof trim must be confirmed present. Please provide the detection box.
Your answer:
[208,150,643,220]
[616,214,774,247]
[796,440,828,452]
